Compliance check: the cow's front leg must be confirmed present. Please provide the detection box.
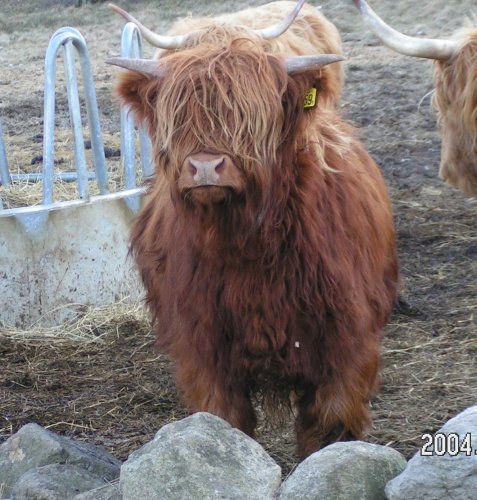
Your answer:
[295,348,379,459]
[294,385,369,460]
[174,357,257,436]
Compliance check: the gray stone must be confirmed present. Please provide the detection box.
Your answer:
[0,423,120,498]
[11,463,107,499]
[120,412,282,500]
[72,480,121,499]
[278,441,407,500]
[386,405,477,500]
[0,33,10,47]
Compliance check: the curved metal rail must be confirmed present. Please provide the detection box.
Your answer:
[42,26,108,204]
[0,118,9,208]
[120,22,154,187]
[1,23,153,211]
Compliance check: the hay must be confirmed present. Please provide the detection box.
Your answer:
[0,299,149,344]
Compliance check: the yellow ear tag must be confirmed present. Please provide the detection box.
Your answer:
[304,87,317,108]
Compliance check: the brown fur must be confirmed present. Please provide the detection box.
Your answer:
[433,27,477,197]
[115,2,398,459]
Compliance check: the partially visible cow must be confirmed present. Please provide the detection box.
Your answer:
[108,0,398,459]
[353,0,477,197]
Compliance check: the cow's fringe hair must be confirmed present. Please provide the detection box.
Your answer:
[153,38,287,181]
[432,26,477,196]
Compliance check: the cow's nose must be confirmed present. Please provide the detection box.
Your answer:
[186,155,225,184]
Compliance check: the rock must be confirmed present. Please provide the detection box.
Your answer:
[120,412,281,500]
[386,405,477,500]
[278,441,407,500]
[0,33,10,47]
[11,463,107,499]
[72,480,121,499]
[0,423,120,498]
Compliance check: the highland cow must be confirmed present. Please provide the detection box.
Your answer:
[353,0,477,197]
[108,0,398,459]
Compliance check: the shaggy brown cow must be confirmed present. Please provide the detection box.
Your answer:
[108,0,398,459]
[353,0,477,197]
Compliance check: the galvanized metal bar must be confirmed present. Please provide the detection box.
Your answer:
[74,29,109,195]
[9,172,96,183]
[120,23,141,190]
[120,22,153,186]
[0,117,10,187]
[63,40,90,200]
[43,27,108,205]
[0,117,6,209]
[43,29,64,205]
[139,123,154,179]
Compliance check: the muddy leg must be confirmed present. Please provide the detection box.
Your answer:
[295,354,379,459]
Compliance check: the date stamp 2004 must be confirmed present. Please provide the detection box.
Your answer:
[421,433,474,456]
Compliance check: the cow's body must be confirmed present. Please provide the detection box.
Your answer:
[112,1,398,459]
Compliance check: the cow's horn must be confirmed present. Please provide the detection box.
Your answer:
[109,0,307,50]
[285,54,345,74]
[108,3,192,49]
[254,0,306,39]
[106,57,167,77]
[353,0,458,60]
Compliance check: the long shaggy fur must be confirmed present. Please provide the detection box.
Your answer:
[433,27,477,197]
[116,1,398,459]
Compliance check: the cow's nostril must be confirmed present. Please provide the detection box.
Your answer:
[188,161,198,176]
[215,158,225,173]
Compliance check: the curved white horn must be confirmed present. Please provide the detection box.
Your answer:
[254,0,306,39]
[106,57,167,77]
[285,54,345,74]
[108,3,192,50]
[353,0,458,60]
[109,0,307,48]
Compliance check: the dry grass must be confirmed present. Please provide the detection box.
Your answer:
[0,300,186,462]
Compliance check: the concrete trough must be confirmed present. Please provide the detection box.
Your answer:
[0,190,145,328]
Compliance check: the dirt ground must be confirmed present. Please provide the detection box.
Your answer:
[1,0,476,476]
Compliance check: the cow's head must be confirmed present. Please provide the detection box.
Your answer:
[353,0,477,196]
[108,1,343,208]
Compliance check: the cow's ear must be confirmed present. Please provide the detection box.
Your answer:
[115,70,158,131]
[282,72,311,133]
